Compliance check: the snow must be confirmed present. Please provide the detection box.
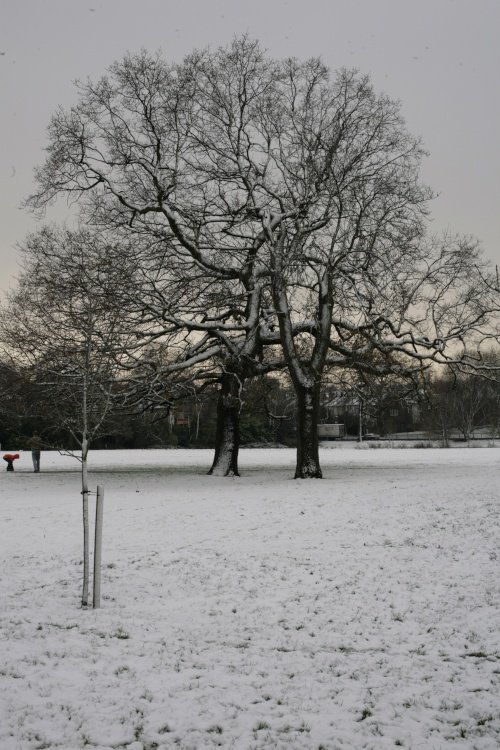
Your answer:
[1,446,499,749]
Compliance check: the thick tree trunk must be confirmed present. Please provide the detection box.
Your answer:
[295,382,322,479]
[208,370,242,477]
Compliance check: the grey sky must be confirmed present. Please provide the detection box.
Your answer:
[1,0,499,297]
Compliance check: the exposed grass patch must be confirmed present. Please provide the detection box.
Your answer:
[254,721,270,731]
[207,724,223,734]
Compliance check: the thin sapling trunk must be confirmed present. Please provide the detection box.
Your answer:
[81,435,90,607]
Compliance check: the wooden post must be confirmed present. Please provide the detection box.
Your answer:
[93,485,104,609]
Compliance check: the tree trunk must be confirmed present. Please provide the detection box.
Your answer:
[295,382,322,479]
[208,370,242,477]
[81,438,90,607]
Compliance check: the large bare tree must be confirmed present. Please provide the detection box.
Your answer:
[27,39,290,475]
[26,38,500,478]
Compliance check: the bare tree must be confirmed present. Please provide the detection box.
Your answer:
[25,38,500,479]
[25,40,286,475]
[428,366,496,444]
[451,373,491,443]
[0,227,135,607]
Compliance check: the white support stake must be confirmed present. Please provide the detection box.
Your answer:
[93,485,104,609]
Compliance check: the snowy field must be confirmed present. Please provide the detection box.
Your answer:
[1,446,499,750]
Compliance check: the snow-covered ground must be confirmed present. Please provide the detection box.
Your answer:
[1,446,499,750]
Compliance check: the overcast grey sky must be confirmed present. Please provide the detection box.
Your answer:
[1,0,499,297]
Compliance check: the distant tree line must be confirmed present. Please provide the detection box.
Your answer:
[2,358,500,452]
